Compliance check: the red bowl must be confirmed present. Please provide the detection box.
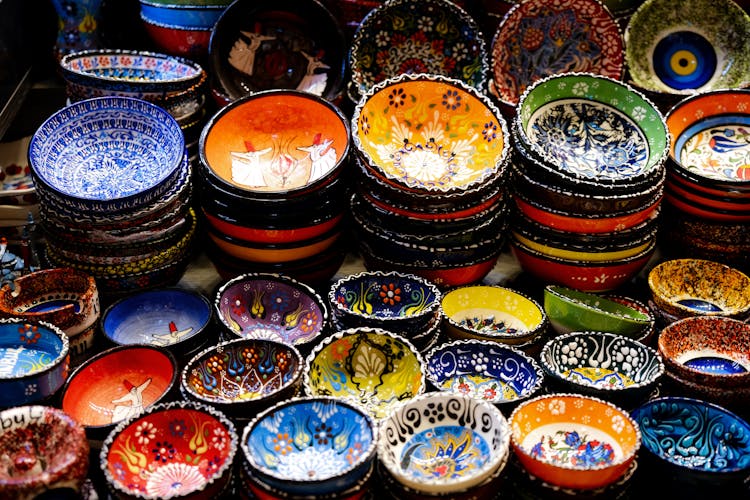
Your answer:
[141,18,212,60]
[666,177,750,212]
[664,193,750,222]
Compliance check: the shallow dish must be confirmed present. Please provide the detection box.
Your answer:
[0,318,69,408]
[100,400,237,499]
[509,393,641,490]
[0,406,89,499]
[241,396,376,496]
[304,327,425,419]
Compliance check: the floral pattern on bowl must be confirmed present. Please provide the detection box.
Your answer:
[0,136,35,199]
[490,0,624,107]
[349,0,487,100]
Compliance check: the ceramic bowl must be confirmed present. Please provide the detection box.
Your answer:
[0,135,36,205]
[490,0,624,108]
[29,97,185,213]
[647,258,750,319]
[352,73,509,195]
[199,89,350,198]
[209,0,347,101]
[0,267,99,337]
[214,272,329,348]
[666,177,750,213]
[303,327,426,419]
[100,287,213,355]
[0,318,69,408]
[328,271,442,334]
[241,396,376,496]
[100,400,237,499]
[377,392,510,494]
[658,316,750,389]
[625,0,750,95]
[60,345,178,441]
[540,331,664,404]
[512,228,655,263]
[139,0,227,29]
[509,393,641,490]
[141,17,212,60]
[664,192,750,223]
[349,0,488,100]
[543,285,653,337]
[603,294,657,345]
[515,73,669,188]
[424,339,544,409]
[181,338,303,417]
[440,285,547,345]
[0,406,89,500]
[631,397,750,485]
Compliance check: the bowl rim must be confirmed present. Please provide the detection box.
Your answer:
[240,395,377,486]
[99,399,238,499]
[180,337,304,405]
[544,285,653,325]
[512,236,657,266]
[0,317,70,381]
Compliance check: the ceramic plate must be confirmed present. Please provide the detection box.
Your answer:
[625,0,750,93]
[491,0,624,106]
[349,0,487,100]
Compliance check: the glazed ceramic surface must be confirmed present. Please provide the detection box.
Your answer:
[517,74,668,184]
[101,287,211,350]
[201,90,349,194]
[182,338,302,406]
[625,0,750,93]
[242,397,376,495]
[0,135,35,202]
[28,97,184,212]
[214,273,328,347]
[632,397,750,478]
[349,0,487,99]
[377,392,510,494]
[101,401,237,499]
[509,393,641,490]
[0,319,70,408]
[139,1,226,29]
[425,339,544,405]
[0,406,89,500]
[304,328,425,419]
[491,0,624,106]
[352,73,509,193]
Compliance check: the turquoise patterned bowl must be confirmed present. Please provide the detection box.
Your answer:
[241,396,377,496]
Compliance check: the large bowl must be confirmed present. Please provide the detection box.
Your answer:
[241,396,377,496]
[509,393,641,490]
[0,318,70,408]
[377,392,510,495]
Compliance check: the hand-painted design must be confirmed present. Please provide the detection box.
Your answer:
[0,346,54,377]
[228,31,277,77]
[527,100,649,179]
[676,298,722,312]
[111,377,152,423]
[64,51,202,83]
[297,51,330,95]
[561,367,637,389]
[145,462,205,497]
[682,356,747,375]
[457,316,520,335]
[677,119,750,181]
[528,430,616,467]
[440,374,519,401]
[399,426,489,480]
[335,276,436,319]
[18,324,41,345]
[652,31,717,91]
[151,321,194,347]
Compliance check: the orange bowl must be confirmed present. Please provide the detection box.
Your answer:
[207,225,342,263]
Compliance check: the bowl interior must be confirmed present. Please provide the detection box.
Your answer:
[0,321,67,378]
[61,347,176,427]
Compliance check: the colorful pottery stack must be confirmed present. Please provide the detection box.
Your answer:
[509,73,668,292]
[350,73,511,288]
[659,90,750,271]
[198,90,351,285]
[28,97,196,297]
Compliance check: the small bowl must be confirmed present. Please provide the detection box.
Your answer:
[328,271,442,334]
[512,229,655,263]
[241,396,376,496]
[540,331,664,404]
[543,285,653,337]
[377,392,510,495]
[603,294,657,345]
[100,287,213,355]
[60,345,178,441]
[424,339,544,409]
[100,400,237,499]
[214,272,329,348]
[0,406,89,499]
[181,338,303,418]
[658,316,750,389]
[509,393,641,490]
[631,396,750,486]
[647,258,750,319]
[141,17,212,60]
[303,327,426,419]
[139,1,227,29]
[664,192,750,223]
[440,285,547,345]
[0,318,70,408]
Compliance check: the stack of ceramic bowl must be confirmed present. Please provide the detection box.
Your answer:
[29,96,196,297]
[659,90,750,271]
[198,89,351,285]
[350,73,511,288]
[509,73,669,292]
[58,49,209,162]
